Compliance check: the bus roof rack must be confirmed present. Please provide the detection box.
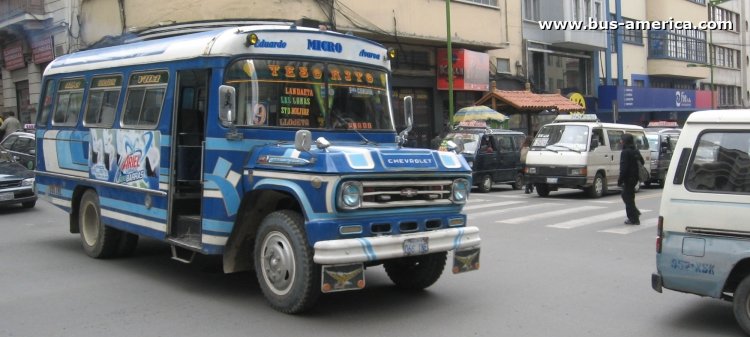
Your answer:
[553,114,599,123]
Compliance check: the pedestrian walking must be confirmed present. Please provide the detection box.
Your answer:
[520,136,534,194]
[0,111,22,141]
[617,133,644,225]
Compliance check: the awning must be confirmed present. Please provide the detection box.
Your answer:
[474,88,585,113]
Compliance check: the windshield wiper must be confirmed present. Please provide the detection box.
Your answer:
[541,146,558,153]
[335,115,378,146]
[547,144,581,153]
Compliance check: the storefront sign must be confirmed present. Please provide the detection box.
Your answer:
[567,92,587,108]
[3,43,26,71]
[437,49,489,91]
[598,85,715,112]
[31,37,54,64]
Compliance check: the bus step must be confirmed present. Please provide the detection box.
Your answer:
[170,245,197,264]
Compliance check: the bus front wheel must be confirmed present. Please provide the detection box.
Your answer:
[254,210,319,314]
[79,190,120,258]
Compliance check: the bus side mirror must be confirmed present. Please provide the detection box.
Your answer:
[294,130,312,152]
[219,85,236,126]
[398,96,414,147]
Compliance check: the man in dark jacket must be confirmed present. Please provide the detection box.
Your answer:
[618,133,644,225]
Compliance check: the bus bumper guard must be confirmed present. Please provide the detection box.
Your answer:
[313,226,481,265]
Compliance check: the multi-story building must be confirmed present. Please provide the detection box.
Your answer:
[0,0,80,124]
[0,0,523,148]
[597,0,746,125]
[522,0,607,96]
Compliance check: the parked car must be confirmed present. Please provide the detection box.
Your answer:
[0,151,36,208]
[0,131,36,170]
[644,128,681,188]
[440,126,526,192]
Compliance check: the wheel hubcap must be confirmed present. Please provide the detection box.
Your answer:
[595,178,603,195]
[483,177,491,190]
[81,202,99,247]
[261,231,295,295]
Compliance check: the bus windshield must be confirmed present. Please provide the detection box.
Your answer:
[225,58,394,131]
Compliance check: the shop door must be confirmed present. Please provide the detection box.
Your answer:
[15,81,31,124]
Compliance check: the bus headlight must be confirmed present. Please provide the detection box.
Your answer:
[338,181,363,209]
[451,178,470,203]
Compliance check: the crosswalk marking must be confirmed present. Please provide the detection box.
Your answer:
[464,200,525,211]
[468,202,561,220]
[547,209,652,229]
[497,205,604,224]
[599,217,658,234]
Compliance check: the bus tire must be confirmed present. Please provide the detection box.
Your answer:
[79,190,120,259]
[254,210,319,314]
[384,252,446,290]
[734,275,750,335]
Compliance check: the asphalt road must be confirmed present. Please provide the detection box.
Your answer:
[0,185,744,337]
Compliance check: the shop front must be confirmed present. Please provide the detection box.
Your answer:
[597,85,716,126]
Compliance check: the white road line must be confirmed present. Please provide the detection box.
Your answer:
[467,198,489,203]
[468,202,561,220]
[599,218,658,234]
[497,205,605,224]
[547,209,652,229]
[464,200,525,211]
[590,199,619,204]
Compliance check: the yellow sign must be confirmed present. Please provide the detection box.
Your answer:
[567,92,586,109]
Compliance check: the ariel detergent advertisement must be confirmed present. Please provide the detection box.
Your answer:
[89,129,160,189]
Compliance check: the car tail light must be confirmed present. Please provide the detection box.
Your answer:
[656,216,663,253]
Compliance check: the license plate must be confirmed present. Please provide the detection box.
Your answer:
[546,177,558,184]
[0,192,13,201]
[403,237,429,256]
[453,248,481,274]
[321,263,365,293]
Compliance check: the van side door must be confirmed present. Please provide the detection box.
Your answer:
[495,134,516,181]
[605,129,624,186]
[475,134,499,180]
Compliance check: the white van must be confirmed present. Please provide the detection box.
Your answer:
[525,114,650,198]
[652,110,750,334]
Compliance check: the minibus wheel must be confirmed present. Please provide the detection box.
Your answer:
[79,190,120,258]
[587,173,606,198]
[511,173,524,190]
[478,175,493,193]
[384,252,446,290]
[536,184,550,197]
[733,275,750,335]
[254,210,319,314]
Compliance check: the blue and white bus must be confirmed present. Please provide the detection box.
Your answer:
[35,25,481,313]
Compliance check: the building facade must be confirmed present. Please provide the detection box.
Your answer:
[0,0,523,148]
[0,0,80,124]
[522,0,607,97]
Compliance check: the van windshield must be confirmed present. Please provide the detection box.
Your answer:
[531,125,589,152]
[441,132,480,154]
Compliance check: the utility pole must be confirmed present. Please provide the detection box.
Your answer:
[446,0,454,124]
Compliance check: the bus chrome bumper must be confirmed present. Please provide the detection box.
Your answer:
[313,226,481,265]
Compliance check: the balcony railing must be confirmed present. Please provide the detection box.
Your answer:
[0,0,45,23]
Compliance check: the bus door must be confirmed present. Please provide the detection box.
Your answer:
[169,69,209,249]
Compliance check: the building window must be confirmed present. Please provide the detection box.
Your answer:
[496,58,511,73]
[609,16,644,52]
[710,5,739,33]
[584,0,591,18]
[524,0,540,21]
[714,85,740,107]
[573,0,581,21]
[686,0,706,4]
[594,1,602,21]
[633,79,645,87]
[711,45,740,69]
[457,0,498,7]
[648,29,706,63]
[392,50,430,71]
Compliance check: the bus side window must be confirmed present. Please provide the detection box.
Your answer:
[37,80,56,127]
